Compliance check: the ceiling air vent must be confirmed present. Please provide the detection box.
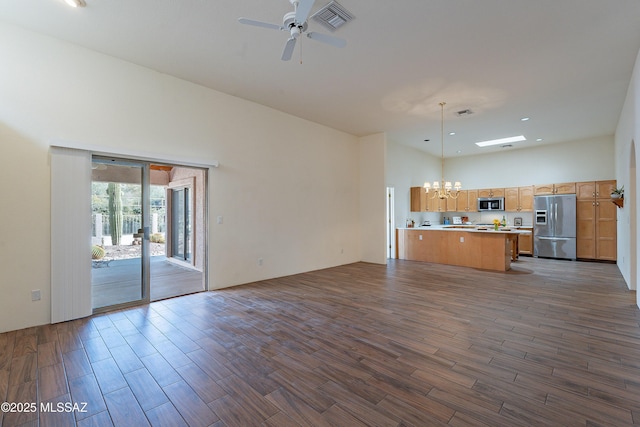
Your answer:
[456,109,473,117]
[311,1,355,32]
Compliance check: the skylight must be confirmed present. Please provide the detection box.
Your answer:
[475,135,526,147]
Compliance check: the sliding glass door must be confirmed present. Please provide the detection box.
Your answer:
[91,157,207,311]
[91,159,149,309]
[171,187,191,262]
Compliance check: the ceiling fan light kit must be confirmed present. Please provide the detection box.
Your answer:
[238,0,349,61]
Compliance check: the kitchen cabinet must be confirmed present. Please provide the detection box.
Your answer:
[428,194,447,212]
[478,188,504,198]
[454,189,478,213]
[534,182,576,195]
[576,180,617,261]
[505,186,534,212]
[517,227,533,255]
[411,186,450,212]
[576,180,616,200]
[446,193,458,212]
[410,186,427,212]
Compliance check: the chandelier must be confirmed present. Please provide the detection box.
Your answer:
[424,102,462,199]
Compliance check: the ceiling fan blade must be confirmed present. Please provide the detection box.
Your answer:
[238,17,283,31]
[306,32,347,48]
[295,0,315,24]
[281,37,297,61]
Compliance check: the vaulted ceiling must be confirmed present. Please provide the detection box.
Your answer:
[1,0,639,157]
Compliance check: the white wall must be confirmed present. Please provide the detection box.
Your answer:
[0,22,367,332]
[614,46,640,296]
[386,142,442,227]
[359,133,387,264]
[447,135,615,189]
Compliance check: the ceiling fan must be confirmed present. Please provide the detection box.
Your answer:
[238,0,347,61]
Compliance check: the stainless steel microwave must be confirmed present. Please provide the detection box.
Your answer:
[478,197,505,211]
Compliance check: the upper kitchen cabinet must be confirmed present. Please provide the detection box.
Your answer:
[477,188,504,198]
[576,180,616,200]
[534,182,576,195]
[454,189,478,213]
[446,194,458,212]
[410,186,447,212]
[410,186,427,212]
[428,194,447,212]
[505,186,534,212]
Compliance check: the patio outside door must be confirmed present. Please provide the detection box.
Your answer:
[91,159,149,310]
[91,158,206,310]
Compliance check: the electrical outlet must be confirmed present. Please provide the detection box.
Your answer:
[460,237,464,243]
[258,258,263,266]
[31,290,41,301]
[216,216,223,224]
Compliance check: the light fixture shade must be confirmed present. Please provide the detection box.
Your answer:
[424,102,462,200]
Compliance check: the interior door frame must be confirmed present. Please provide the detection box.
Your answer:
[167,177,196,266]
[51,139,217,322]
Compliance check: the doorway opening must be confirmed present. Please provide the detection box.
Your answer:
[91,158,207,310]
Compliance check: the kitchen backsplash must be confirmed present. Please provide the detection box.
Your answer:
[405,211,534,227]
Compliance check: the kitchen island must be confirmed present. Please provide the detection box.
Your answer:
[396,226,528,271]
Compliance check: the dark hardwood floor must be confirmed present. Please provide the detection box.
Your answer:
[1,257,639,426]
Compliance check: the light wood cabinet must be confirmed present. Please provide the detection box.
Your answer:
[576,181,616,200]
[505,186,534,212]
[458,189,478,213]
[478,188,504,198]
[428,194,447,212]
[410,186,427,212]
[446,189,478,212]
[576,180,616,261]
[411,186,450,212]
[534,182,576,195]
[518,227,533,255]
[446,193,458,212]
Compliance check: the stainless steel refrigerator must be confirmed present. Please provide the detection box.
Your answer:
[534,194,576,260]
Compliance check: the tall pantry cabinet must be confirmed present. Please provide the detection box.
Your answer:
[576,180,617,261]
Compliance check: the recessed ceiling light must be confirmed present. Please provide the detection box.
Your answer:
[521,117,530,121]
[449,132,455,136]
[475,135,526,147]
[64,0,86,7]
[536,138,543,142]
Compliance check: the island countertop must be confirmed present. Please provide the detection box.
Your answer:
[396,226,525,271]
[398,225,532,234]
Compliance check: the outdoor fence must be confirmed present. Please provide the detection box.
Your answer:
[92,213,165,238]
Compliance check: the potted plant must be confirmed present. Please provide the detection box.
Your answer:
[611,186,624,199]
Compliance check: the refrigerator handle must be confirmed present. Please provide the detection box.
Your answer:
[555,203,558,223]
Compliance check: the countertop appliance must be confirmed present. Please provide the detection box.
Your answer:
[478,197,504,211]
[534,194,576,260]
